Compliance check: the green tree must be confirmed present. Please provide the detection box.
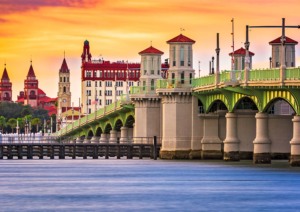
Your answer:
[17,118,24,133]
[31,117,42,133]
[0,116,6,133]
[7,118,17,133]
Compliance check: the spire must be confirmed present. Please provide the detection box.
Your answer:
[60,57,70,73]
[27,60,36,78]
[1,64,10,81]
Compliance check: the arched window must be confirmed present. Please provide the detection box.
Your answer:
[63,87,66,93]
[151,79,155,90]
[63,77,66,82]
[143,57,147,75]
[60,77,62,82]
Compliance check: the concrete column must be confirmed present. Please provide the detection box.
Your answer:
[201,114,222,159]
[120,127,129,143]
[83,137,90,144]
[290,116,300,166]
[90,136,99,144]
[76,137,83,144]
[253,113,271,164]
[109,130,117,143]
[223,112,240,161]
[99,133,108,143]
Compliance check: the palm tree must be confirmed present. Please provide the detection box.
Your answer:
[17,117,24,133]
[31,118,42,133]
[7,118,17,133]
[0,116,6,133]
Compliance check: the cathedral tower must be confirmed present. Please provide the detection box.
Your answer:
[24,61,38,107]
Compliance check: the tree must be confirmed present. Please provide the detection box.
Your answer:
[31,118,42,133]
[0,116,6,133]
[17,118,24,133]
[7,118,17,133]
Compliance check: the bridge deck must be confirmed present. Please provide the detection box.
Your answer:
[0,143,160,160]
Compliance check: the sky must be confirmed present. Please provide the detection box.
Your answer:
[0,0,300,103]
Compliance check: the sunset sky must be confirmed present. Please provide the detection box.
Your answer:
[0,0,300,103]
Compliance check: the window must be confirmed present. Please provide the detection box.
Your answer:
[86,71,92,77]
[105,81,112,87]
[189,73,192,84]
[181,72,184,84]
[63,87,66,93]
[94,71,97,77]
[99,99,102,105]
[180,46,184,66]
[60,77,62,82]
[100,71,102,77]
[86,81,91,87]
[63,77,66,82]
[151,79,154,90]
[188,46,191,66]
[173,46,176,66]
[143,81,146,91]
[99,81,102,87]
[67,77,69,82]
[172,73,175,84]
[143,57,147,74]
[86,90,91,96]
[88,108,91,114]
[99,90,102,96]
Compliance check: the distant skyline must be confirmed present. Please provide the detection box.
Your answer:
[0,0,300,103]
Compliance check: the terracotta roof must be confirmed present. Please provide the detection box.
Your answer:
[16,98,24,103]
[139,46,164,55]
[27,64,36,78]
[38,88,46,96]
[229,47,255,56]
[60,58,70,73]
[269,36,298,44]
[1,67,9,80]
[44,105,57,116]
[167,34,195,44]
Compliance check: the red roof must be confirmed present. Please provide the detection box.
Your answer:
[1,67,9,81]
[139,46,164,55]
[16,98,24,103]
[38,88,46,96]
[229,47,255,56]
[269,36,298,44]
[27,64,36,78]
[44,105,57,116]
[167,34,195,44]
[60,58,70,73]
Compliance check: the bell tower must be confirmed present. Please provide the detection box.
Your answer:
[57,55,71,118]
[24,61,38,107]
[0,63,12,102]
[81,40,92,63]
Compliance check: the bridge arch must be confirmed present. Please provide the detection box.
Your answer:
[125,115,135,128]
[207,99,228,113]
[233,96,258,112]
[262,90,300,114]
[87,129,94,138]
[205,94,230,113]
[264,97,296,115]
[114,119,123,131]
[95,127,102,137]
[104,123,112,134]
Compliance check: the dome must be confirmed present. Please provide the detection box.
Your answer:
[84,40,89,45]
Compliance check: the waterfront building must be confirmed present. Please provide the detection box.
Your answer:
[269,36,298,68]
[0,64,12,102]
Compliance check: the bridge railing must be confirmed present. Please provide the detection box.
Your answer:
[157,78,193,89]
[192,75,215,87]
[286,67,300,80]
[219,70,244,82]
[130,86,156,94]
[249,68,280,81]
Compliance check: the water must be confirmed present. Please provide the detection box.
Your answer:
[0,159,300,212]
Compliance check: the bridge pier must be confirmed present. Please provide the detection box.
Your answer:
[290,116,300,166]
[253,113,271,164]
[109,130,117,143]
[76,137,83,144]
[90,136,99,144]
[223,113,240,161]
[200,113,223,159]
[83,137,90,144]
[99,133,108,143]
[120,127,129,143]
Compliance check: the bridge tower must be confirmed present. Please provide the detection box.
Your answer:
[130,45,164,142]
[57,56,71,118]
[157,34,196,159]
[0,64,12,102]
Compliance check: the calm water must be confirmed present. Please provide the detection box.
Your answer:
[0,159,300,212]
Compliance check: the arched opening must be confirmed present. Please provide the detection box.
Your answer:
[208,100,228,113]
[198,99,204,113]
[234,97,258,111]
[63,77,66,82]
[63,87,66,93]
[95,127,102,137]
[265,98,295,115]
[87,130,94,139]
[104,123,112,134]
[114,119,123,132]
[125,115,135,128]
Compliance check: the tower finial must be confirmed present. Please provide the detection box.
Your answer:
[64,51,65,59]
[30,55,32,65]
[4,59,6,68]
[150,40,152,46]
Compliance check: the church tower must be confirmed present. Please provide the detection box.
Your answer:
[81,40,92,63]
[57,56,71,118]
[0,64,12,102]
[24,61,38,107]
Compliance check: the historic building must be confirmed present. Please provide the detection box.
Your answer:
[57,56,72,118]
[229,47,254,70]
[269,36,298,68]
[80,40,169,114]
[0,64,12,102]
[17,61,57,115]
